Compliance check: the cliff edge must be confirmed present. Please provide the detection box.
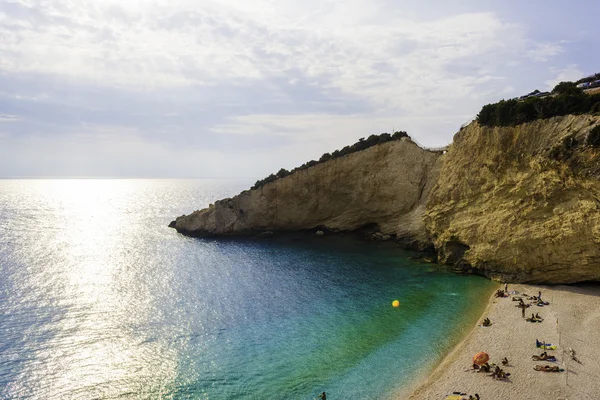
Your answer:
[426,115,600,283]
[172,114,600,284]
[172,137,442,249]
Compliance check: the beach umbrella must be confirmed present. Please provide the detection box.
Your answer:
[472,351,489,365]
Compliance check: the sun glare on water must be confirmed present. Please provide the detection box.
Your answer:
[4,180,179,398]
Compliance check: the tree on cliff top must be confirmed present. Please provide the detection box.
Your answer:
[250,130,411,190]
[552,81,577,95]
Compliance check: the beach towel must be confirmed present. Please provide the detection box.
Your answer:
[536,339,556,349]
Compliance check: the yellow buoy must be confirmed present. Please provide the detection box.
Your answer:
[392,300,400,308]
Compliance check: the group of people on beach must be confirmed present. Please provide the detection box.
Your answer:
[470,361,510,380]
[513,290,548,318]
[526,312,544,323]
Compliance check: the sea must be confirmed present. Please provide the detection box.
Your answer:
[0,179,496,399]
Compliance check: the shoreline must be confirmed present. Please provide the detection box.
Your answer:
[390,282,499,400]
[401,283,600,399]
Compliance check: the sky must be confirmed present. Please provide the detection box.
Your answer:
[0,0,599,178]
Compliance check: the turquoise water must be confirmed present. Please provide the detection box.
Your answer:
[0,179,495,399]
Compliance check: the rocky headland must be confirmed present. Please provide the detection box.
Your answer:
[171,137,442,250]
[171,114,600,284]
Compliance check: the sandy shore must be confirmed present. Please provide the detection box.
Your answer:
[403,283,600,400]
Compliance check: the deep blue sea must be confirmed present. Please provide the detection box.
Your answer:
[0,179,496,399]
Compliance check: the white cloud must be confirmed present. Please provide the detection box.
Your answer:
[545,64,584,87]
[0,114,21,122]
[0,0,573,176]
[0,1,561,109]
[526,42,564,62]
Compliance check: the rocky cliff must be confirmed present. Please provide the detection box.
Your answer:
[426,115,600,283]
[171,137,442,249]
[172,114,600,284]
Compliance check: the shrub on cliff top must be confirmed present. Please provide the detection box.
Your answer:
[250,130,410,190]
[552,81,577,95]
[477,84,600,127]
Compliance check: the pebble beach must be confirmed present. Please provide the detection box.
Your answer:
[404,283,600,400]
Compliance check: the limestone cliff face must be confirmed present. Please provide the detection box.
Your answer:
[426,115,600,283]
[172,138,442,248]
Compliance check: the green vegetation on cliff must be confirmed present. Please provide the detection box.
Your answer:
[477,80,600,128]
[251,131,409,190]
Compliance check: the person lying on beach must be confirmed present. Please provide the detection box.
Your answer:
[482,318,492,326]
[444,393,479,400]
[537,300,550,306]
[534,365,561,372]
[532,353,557,362]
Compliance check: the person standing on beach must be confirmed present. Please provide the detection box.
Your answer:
[518,300,526,317]
[504,283,508,293]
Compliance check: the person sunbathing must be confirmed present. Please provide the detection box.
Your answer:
[532,352,557,361]
[534,365,560,372]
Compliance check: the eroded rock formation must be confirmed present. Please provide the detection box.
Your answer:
[426,115,600,283]
[172,114,600,283]
[171,137,442,250]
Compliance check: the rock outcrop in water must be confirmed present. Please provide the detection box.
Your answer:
[426,114,600,283]
[172,114,600,283]
[171,137,442,250]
